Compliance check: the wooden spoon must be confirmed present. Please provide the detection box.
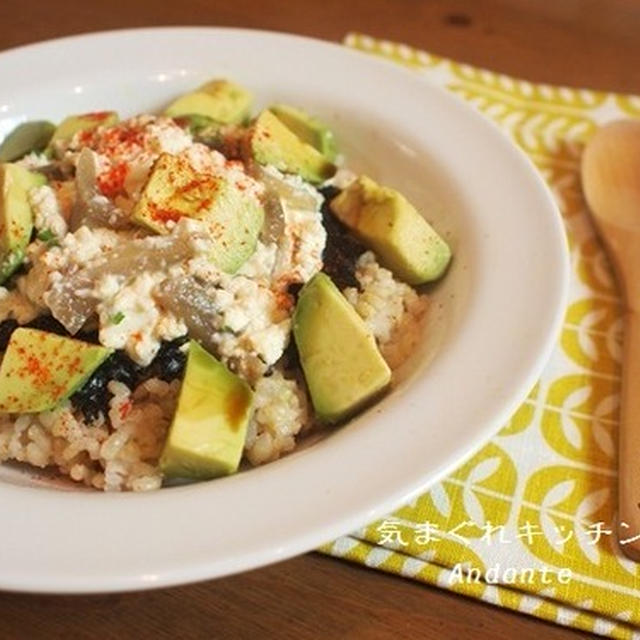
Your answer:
[582,120,640,560]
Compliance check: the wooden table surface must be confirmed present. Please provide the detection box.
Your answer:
[1,1,637,638]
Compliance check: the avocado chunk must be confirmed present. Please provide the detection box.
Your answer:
[293,273,391,423]
[0,121,55,162]
[165,79,253,125]
[49,111,119,147]
[269,104,338,162]
[160,340,253,480]
[132,153,264,273]
[250,110,336,185]
[0,163,46,284]
[0,249,27,284]
[330,176,451,285]
[0,328,112,413]
[172,113,219,135]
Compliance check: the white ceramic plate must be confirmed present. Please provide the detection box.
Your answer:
[0,27,568,593]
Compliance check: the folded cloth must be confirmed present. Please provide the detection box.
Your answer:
[321,33,640,639]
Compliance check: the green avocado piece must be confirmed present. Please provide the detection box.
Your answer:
[165,79,253,125]
[160,340,254,480]
[251,110,336,185]
[293,273,391,424]
[0,121,55,162]
[49,111,119,147]
[330,176,451,285]
[269,104,338,162]
[171,114,228,152]
[0,328,112,414]
[0,248,26,284]
[0,163,46,284]
[131,152,264,273]
[172,113,219,135]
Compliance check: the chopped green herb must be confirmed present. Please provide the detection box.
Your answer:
[110,311,125,325]
[37,228,55,242]
[37,228,59,246]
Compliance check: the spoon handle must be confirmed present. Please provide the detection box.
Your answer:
[618,311,640,560]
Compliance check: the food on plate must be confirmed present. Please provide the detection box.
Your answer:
[269,104,338,161]
[0,163,46,283]
[131,152,264,273]
[0,121,55,162]
[250,110,336,184]
[164,79,253,125]
[160,340,253,479]
[293,273,391,423]
[49,111,119,149]
[330,175,451,285]
[0,328,112,413]
[0,77,451,491]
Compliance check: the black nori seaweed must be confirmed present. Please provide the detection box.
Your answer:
[0,184,365,423]
[318,186,365,291]
[280,337,301,374]
[0,314,188,422]
[0,319,18,351]
[142,336,189,383]
[70,337,188,423]
[70,351,142,423]
[24,315,73,337]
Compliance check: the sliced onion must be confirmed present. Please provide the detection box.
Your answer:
[45,271,97,335]
[70,148,128,231]
[261,191,286,245]
[157,276,270,381]
[47,233,195,334]
[253,165,319,212]
[155,276,222,353]
[252,166,320,246]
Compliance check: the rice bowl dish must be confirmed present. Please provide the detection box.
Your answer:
[0,79,451,491]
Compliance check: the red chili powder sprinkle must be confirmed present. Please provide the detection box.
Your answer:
[119,399,132,421]
[196,198,212,212]
[85,111,112,121]
[177,179,205,194]
[24,355,51,387]
[148,204,183,225]
[97,163,129,199]
[66,356,83,376]
[176,175,219,199]
[77,129,96,146]
[95,123,145,156]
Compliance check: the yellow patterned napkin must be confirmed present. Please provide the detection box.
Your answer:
[321,33,640,639]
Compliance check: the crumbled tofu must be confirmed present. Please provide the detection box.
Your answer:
[28,185,68,239]
[16,152,50,170]
[273,204,327,285]
[97,272,187,366]
[2,115,335,385]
